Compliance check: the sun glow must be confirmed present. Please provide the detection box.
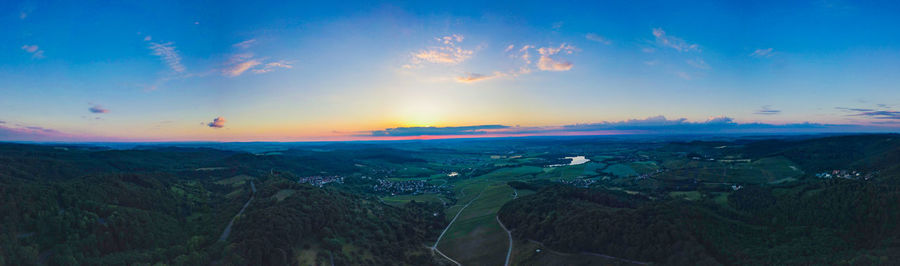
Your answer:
[396,100,445,127]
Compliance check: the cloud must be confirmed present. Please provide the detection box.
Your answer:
[19,4,34,20]
[585,33,611,45]
[367,125,509,136]
[755,105,781,115]
[148,42,185,72]
[207,117,226,128]
[686,58,710,69]
[652,28,700,52]
[356,115,898,139]
[21,45,45,59]
[552,21,564,30]
[836,107,900,120]
[233,39,257,49]
[536,44,576,71]
[144,35,152,41]
[463,43,577,82]
[518,45,534,64]
[439,34,464,44]
[457,72,501,83]
[225,58,262,77]
[223,53,292,76]
[537,57,573,71]
[253,61,293,74]
[750,48,774,58]
[0,124,71,141]
[676,71,692,80]
[855,111,900,120]
[407,34,473,66]
[89,105,109,114]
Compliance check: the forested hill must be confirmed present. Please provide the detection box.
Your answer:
[499,134,900,265]
[225,179,444,265]
[0,143,445,265]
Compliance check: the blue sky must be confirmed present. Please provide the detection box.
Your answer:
[2,0,900,141]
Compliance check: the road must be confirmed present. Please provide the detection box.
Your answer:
[219,180,255,242]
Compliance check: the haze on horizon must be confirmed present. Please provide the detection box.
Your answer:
[2,0,900,142]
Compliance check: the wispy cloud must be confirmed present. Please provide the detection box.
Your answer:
[750,48,774,58]
[585,33,612,45]
[517,45,534,64]
[366,125,509,136]
[207,117,226,128]
[652,28,700,52]
[233,39,257,49]
[19,4,34,20]
[686,58,710,69]
[148,42,185,72]
[457,72,501,83]
[252,61,293,74]
[223,53,292,77]
[21,45,45,59]
[406,34,473,67]
[224,54,262,77]
[537,44,576,71]
[838,107,900,120]
[0,124,71,141]
[755,105,781,115]
[89,104,109,114]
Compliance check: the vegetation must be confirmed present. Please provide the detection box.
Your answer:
[3,134,900,265]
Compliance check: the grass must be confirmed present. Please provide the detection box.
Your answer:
[438,183,514,265]
[511,239,641,265]
[654,156,803,184]
[272,189,297,202]
[628,161,659,175]
[380,193,447,206]
[669,191,702,201]
[538,165,589,181]
[214,175,253,187]
[603,164,638,177]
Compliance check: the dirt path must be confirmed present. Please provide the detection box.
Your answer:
[496,216,513,266]
[219,180,255,242]
[497,188,517,266]
[431,189,485,265]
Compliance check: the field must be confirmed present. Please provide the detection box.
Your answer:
[380,193,448,206]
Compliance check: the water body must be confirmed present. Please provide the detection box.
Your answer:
[549,156,590,167]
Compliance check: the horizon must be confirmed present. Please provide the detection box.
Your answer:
[3,131,893,146]
[3,0,900,141]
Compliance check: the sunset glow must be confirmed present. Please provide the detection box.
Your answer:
[3,1,900,142]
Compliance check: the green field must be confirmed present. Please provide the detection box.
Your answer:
[380,193,448,206]
[438,182,515,265]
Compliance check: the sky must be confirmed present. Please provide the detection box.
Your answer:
[2,0,900,142]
